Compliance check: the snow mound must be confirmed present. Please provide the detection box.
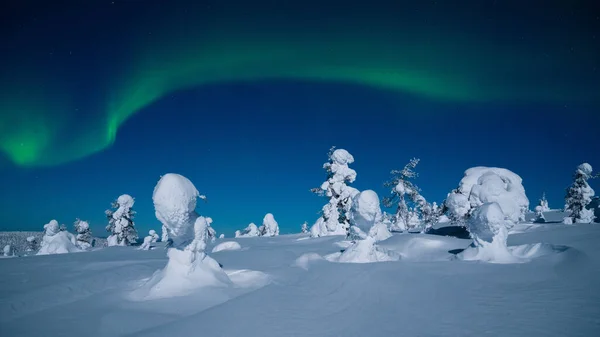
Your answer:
[350,190,383,233]
[153,173,200,247]
[293,253,324,270]
[457,167,530,222]
[225,269,271,288]
[37,231,80,255]
[212,241,242,253]
[325,237,400,263]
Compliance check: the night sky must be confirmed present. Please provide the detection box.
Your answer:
[1,0,598,236]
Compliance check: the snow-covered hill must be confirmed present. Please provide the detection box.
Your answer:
[1,223,599,336]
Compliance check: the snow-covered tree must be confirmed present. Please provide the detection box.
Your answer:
[149,229,159,243]
[26,236,37,252]
[534,205,546,223]
[310,147,360,237]
[206,217,217,242]
[259,213,280,237]
[38,219,80,255]
[3,244,12,257]
[73,219,93,249]
[161,224,169,242]
[236,223,260,238]
[219,233,225,239]
[59,223,67,232]
[350,190,392,242]
[301,222,309,234]
[105,194,138,246]
[538,193,550,212]
[383,158,433,232]
[564,163,597,224]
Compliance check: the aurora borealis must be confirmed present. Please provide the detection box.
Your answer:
[1,0,598,167]
[0,0,598,234]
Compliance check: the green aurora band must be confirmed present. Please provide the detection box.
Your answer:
[1,19,597,167]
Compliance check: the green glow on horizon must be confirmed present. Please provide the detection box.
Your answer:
[1,25,596,167]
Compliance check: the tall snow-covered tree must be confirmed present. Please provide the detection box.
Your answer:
[105,194,138,246]
[383,158,433,231]
[74,219,93,249]
[310,147,359,237]
[565,163,597,223]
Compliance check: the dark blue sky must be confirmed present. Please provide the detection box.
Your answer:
[1,80,598,235]
[0,0,598,236]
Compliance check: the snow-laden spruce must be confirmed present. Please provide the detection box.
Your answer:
[105,194,138,246]
[235,223,260,238]
[300,222,309,234]
[73,219,93,249]
[383,158,437,232]
[310,147,360,237]
[459,202,521,263]
[259,213,280,237]
[37,220,80,255]
[136,173,231,299]
[444,167,529,224]
[564,163,596,224]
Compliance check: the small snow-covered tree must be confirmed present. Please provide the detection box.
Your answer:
[236,223,260,237]
[219,233,225,239]
[310,147,359,237]
[149,229,159,243]
[3,244,12,257]
[538,192,550,212]
[105,194,138,246]
[206,217,217,242]
[301,222,309,234]
[74,219,93,249]
[26,236,37,252]
[383,158,433,231]
[565,163,597,224]
[259,213,280,237]
[534,205,546,223]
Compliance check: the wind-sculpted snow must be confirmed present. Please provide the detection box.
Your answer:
[0,224,599,337]
[212,241,242,253]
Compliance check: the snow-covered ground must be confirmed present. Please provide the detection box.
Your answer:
[1,222,599,337]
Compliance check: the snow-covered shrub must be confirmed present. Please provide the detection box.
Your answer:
[350,190,392,241]
[38,220,80,255]
[259,213,280,237]
[26,236,37,252]
[460,202,520,263]
[235,223,260,238]
[149,229,159,243]
[139,235,154,250]
[444,167,529,224]
[105,194,138,246]
[383,158,436,232]
[219,233,225,239]
[301,222,309,234]
[310,147,360,237]
[212,241,242,253]
[74,219,93,249]
[565,163,596,224]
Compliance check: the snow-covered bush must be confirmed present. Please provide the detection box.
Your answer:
[350,190,392,241]
[383,158,436,232]
[259,213,280,237]
[460,202,519,263]
[235,223,260,238]
[105,194,138,246]
[301,222,309,234]
[565,163,597,224]
[310,147,360,237]
[74,219,93,249]
[149,229,159,243]
[26,236,37,252]
[444,167,529,224]
[218,233,225,239]
[38,220,80,255]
